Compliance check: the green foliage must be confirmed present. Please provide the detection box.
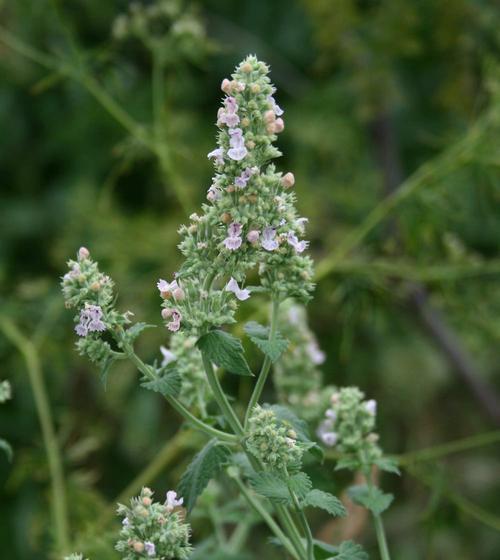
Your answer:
[348,484,394,515]
[244,322,289,363]
[331,540,370,560]
[249,471,291,505]
[140,368,182,398]
[197,330,253,376]
[178,440,231,513]
[302,489,346,517]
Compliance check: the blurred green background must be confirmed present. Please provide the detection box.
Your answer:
[1,0,500,558]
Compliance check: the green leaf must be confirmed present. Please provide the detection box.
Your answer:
[334,456,360,472]
[374,456,400,475]
[250,471,291,505]
[197,330,253,376]
[348,484,394,515]
[244,322,289,363]
[141,369,181,398]
[124,322,156,343]
[0,438,12,461]
[333,541,369,560]
[178,440,231,513]
[302,489,347,517]
[289,472,312,500]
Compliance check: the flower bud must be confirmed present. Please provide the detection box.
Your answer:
[241,117,250,127]
[241,62,252,73]
[264,110,276,123]
[133,541,145,553]
[273,118,285,133]
[142,497,152,506]
[221,212,232,224]
[281,172,295,189]
[226,185,236,193]
[246,140,256,149]
[162,308,173,320]
[90,281,101,292]
[247,230,260,244]
[221,78,232,94]
[78,247,90,260]
[250,83,261,94]
[173,287,185,301]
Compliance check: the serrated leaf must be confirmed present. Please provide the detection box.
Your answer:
[334,456,360,472]
[179,440,231,513]
[374,456,400,475]
[197,330,253,376]
[302,489,347,517]
[124,322,156,343]
[250,471,291,505]
[244,322,289,363]
[0,438,12,461]
[141,369,181,398]
[348,484,394,515]
[289,472,312,500]
[333,541,369,560]
[265,404,311,442]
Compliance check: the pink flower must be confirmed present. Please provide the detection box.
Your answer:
[307,341,326,365]
[157,278,178,294]
[144,542,156,557]
[162,309,182,332]
[247,230,260,244]
[227,128,248,161]
[235,167,255,188]
[225,277,251,301]
[287,232,308,253]
[261,227,279,251]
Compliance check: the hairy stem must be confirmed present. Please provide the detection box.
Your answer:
[373,513,391,560]
[232,474,300,560]
[244,298,280,426]
[127,350,237,443]
[201,352,244,436]
[0,316,70,553]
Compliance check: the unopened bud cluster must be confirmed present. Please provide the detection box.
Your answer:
[246,405,303,471]
[160,333,212,416]
[274,303,333,421]
[317,387,381,463]
[116,487,192,560]
[159,55,314,336]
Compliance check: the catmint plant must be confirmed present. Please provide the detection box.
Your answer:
[62,55,396,560]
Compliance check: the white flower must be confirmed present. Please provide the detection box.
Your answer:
[225,277,251,301]
[365,399,377,416]
[287,232,309,253]
[160,346,176,367]
[261,227,279,251]
[165,490,184,512]
[307,341,326,365]
[157,278,178,294]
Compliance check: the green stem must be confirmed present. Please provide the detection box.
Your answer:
[201,352,244,436]
[232,474,300,560]
[373,513,391,560]
[286,470,314,560]
[244,299,280,426]
[127,350,237,443]
[0,316,70,553]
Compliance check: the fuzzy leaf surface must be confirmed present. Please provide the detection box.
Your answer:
[250,472,291,505]
[348,484,394,515]
[302,489,347,517]
[244,321,289,363]
[141,368,181,398]
[179,440,231,513]
[197,330,253,376]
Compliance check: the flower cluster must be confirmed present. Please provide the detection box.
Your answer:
[159,55,314,336]
[274,302,333,421]
[0,380,11,404]
[317,387,381,464]
[246,405,303,471]
[64,555,87,560]
[116,487,192,560]
[61,248,134,366]
[160,333,212,416]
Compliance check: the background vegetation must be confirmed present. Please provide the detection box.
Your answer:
[1,0,500,558]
